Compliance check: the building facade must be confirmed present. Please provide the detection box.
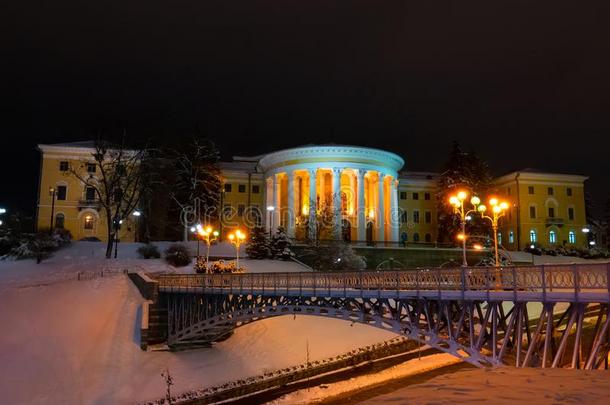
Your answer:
[36,142,137,242]
[36,142,589,250]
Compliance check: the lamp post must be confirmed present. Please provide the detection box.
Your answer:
[132,210,141,242]
[266,206,275,237]
[449,191,480,267]
[197,225,219,272]
[476,198,509,269]
[49,187,56,234]
[228,229,246,269]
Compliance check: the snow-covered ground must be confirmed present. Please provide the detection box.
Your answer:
[358,366,610,404]
[0,243,394,404]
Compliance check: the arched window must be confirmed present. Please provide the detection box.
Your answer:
[84,214,94,230]
[413,233,420,243]
[55,213,65,229]
[509,231,514,244]
[549,230,557,244]
[568,231,576,244]
[529,229,537,243]
[498,232,503,245]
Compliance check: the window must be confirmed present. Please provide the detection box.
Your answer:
[400,211,408,224]
[548,207,555,218]
[224,183,232,193]
[59,161,69,171]
[530,229,537,243]
[56,185,67,201]
[568,207,575,221]
[425,211,432,224]
[84,215,94,230]
[498,232,502,245]
[548,187,554,196]
[413,210,420,224]
[567,188,573,196]
[529,206,536,219]
[412,192,419,200]
[425,233,432,243]
[86,163,96,173]
[549,230,557,244]
[509,231,515,244]
[413,233,420,242]
[85,187,96,201]
[528,186,534,195]
[238,184,246,193]
[55,213,65,229]
[400,191,407,200]
[424,193,431,201]
[569,231,576,244]
[237,204,245,215]
[252,185,260,194]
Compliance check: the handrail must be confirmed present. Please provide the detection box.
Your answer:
[156,263,610,297]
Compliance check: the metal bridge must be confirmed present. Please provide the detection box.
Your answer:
[154,263,610,369]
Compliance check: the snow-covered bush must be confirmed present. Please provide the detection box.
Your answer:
[164,243,192,267]
[209,260,245,274]
[303,241,366,270]
[194,256,208,273]
[270,226,295,260]
[137,243,161,259]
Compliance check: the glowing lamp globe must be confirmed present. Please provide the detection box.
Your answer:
[457,191,468,201]
[470,196,481,206]
[489,198,499,206]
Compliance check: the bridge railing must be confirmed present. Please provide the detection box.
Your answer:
[155,262,610,298]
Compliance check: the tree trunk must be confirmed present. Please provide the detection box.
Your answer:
[106,232,114,259]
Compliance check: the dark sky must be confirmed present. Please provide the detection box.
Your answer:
[2,0,609,216]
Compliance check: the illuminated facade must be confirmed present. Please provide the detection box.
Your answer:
[36,142,137,242]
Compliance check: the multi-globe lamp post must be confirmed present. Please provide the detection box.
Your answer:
[228,229,246,269]
[197,224,219,271]
[449,191,509,272]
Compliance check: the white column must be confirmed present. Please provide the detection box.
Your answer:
[357,170,366,243]
[308,168,317,241]
[287,171,295,238]
[391,178,400,242]
[273,173,281,233]
[319,170,326,207]
[377,173,385,243]
[332,168,342,240]
[264,177,271,232]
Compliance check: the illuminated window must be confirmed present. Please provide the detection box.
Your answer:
[549,230,557,244]
[569,231,576,244]
[84,215,94,230]
[509,231,514,244]
[530,229,537,243]
[498,232,502,245]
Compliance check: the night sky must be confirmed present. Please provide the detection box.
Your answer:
[2,1,609,216]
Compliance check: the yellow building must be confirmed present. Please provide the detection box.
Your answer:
[492,170,588,250]
[36,142,137,242]
[397,172,438,245]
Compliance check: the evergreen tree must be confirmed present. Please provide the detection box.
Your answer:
[436,141,493,243]
[271,226,295,260]
[245,226,271,259]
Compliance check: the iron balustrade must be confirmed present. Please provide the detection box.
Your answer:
[155,263,610,302]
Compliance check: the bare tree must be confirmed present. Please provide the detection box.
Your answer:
[70,139,146,258]
[168,135,222,240]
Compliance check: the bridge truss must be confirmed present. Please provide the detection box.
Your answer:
[156,263,610,369]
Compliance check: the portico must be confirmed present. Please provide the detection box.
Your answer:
[258,145,404,243]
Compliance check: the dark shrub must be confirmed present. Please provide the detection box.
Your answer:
[137,243,161,259]
[80,236,102,242]
[164,243,192,267]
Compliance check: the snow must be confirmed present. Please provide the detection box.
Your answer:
[271,352,461,405]
[509,251,610,265]
[357,366,610,404]
[0,244,393,404]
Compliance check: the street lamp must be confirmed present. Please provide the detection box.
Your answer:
[266,206,275,237]
[197,225,219,272]
[476,198,509,269]
[132,210,141,242]
[448,191,481,266]
[49,187,56,234]
[228,229,246,269]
